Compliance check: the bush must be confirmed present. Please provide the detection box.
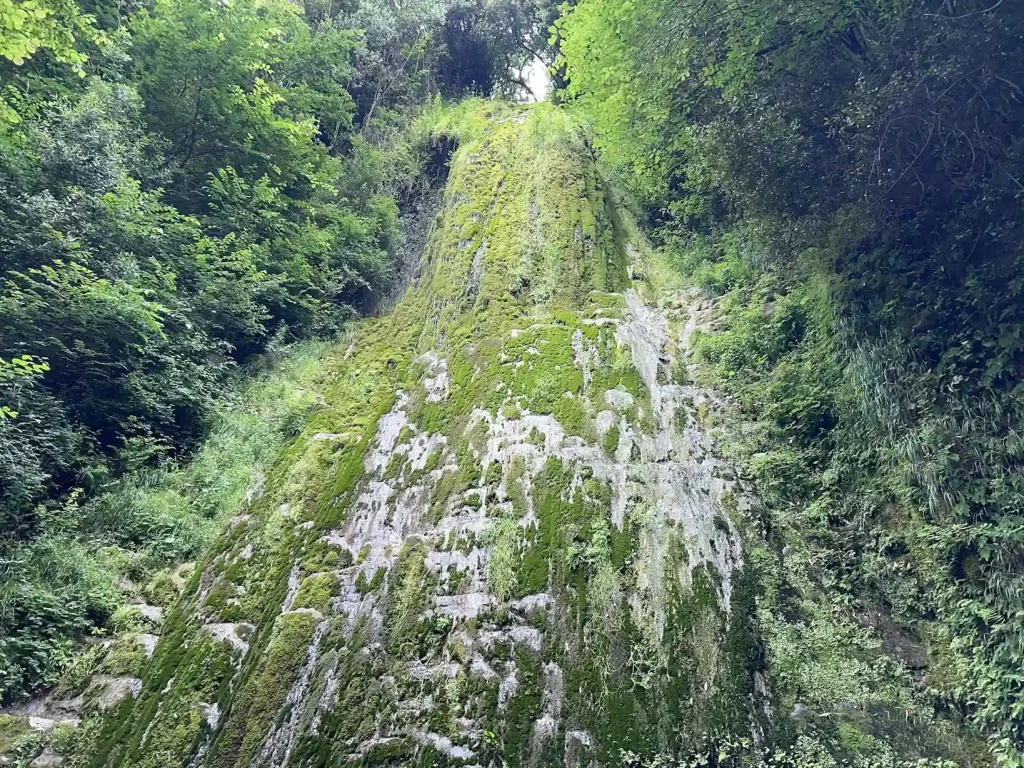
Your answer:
[0,340,331,702]
[559,0,1024,757]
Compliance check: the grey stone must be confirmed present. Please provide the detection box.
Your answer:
[30,749,64,768]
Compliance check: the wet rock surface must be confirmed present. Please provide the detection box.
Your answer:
[79,104,767,768]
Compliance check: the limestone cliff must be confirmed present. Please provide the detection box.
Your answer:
[84,103,766,768]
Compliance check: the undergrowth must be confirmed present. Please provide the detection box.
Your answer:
[686,242,995,766]
[0,340,333,702]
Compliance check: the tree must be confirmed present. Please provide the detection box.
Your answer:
[0,354,48,420]
[0,0,102,124]
[128,0,358,209]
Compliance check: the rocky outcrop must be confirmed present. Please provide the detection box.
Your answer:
[83,103,767,768]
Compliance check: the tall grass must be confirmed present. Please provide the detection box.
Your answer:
[0,340,333,701]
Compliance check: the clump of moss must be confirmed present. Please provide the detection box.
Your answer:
[485,515,520,600]
[293,573,338,612]
[553,392,590,438]
[214,610,319,768]
[301,539,348,572]
[484,460,502,487]
[0,714,30,756]
[101,634,149,677]
[203,578,236,613]
[603,424,620,455]
[144,569,181,607]
[383,541,438,657]
[383,452,406,482]
[355,567,385,596]
[423,447,443,473]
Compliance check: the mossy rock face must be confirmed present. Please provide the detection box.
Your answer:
[81,102,912,768]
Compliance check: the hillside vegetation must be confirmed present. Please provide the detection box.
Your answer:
[0,0,556,707]
[557,0,1024,763]
[2,0,1024,766]
[1,98,989,768]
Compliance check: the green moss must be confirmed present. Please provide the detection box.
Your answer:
[213,610,319,768]
[288,620,382,765]
[383,540,437,657]
[515,456,611,598]
[204,578,235,612]
[89,626,235,768]
[499,647,544,762]
[423,447,443,473]
[293,573,339,612]
[658,553,744,755]
[383,452,406,482]
[506,456,529,517]
[301,539,348,572]
[553,392,589,438]
[0,714,30,755]
[609,516,639,570]
[603,424,620,455]
[314,391,399,531]
[144,569,181,607]
[501,402,523,419]
[84,102,739,768]
[223,557,246,583]
[484,460,502,487]
[132,708,205,768]
[362,738,415,764]
[587,290,627,313]
[101,633,148,677]
[356,567,386,596]
[428,468,461,522]
[486,515,520,600]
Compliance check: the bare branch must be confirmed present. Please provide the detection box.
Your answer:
[924,0,1004,21]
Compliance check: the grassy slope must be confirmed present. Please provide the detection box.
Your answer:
[0,341,334,704]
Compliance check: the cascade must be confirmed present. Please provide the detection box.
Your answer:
[85,103,765,768]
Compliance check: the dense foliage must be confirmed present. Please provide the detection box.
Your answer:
[0,0,557,702]
[558,0,1024,763]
